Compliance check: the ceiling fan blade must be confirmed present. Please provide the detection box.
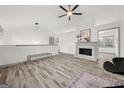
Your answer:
[58,14,67,18]
[71,5,79,11]
[73,13,82,15]
[69,5,71,11]
[69,16,71,20]
[59,5,68,12]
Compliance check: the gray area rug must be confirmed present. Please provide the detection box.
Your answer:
[67,71,122,88]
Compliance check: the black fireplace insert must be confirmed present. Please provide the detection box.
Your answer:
[79,48,92,56]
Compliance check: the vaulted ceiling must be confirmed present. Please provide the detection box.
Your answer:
[0,5,124,33]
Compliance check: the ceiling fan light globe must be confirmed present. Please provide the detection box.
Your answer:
[67,12,72,16]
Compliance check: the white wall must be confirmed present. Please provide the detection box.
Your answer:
[58,20,124,57]
[120,20,124,56]
[0,25,51,45]
[58,31,77,54]
[0,45,58,66]
[58,18,97,54]
[0,25,58,66]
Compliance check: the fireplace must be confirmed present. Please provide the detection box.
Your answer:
[75,42,98,61]
[79,48,92,56]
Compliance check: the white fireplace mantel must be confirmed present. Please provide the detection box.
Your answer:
[75,42,98,61]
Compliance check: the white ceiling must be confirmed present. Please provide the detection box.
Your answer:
[0,5,124,33]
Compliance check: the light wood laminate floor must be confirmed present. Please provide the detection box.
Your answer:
[0,53,124,88]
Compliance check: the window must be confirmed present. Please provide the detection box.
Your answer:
[99,36,114,47]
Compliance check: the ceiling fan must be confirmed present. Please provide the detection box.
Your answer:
[58,5,82,21]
